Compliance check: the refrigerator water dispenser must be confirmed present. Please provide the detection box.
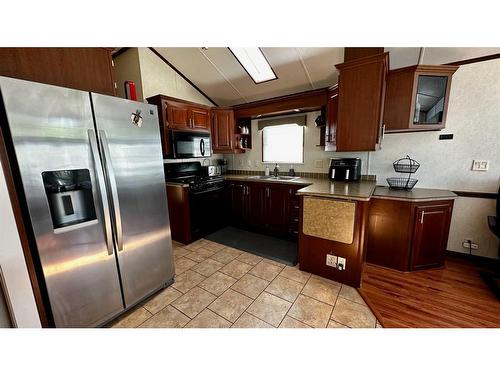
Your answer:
[42,169,97,229]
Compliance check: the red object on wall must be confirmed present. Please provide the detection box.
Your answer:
[124,80,137,101]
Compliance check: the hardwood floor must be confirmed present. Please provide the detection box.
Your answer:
[358,257,500,328]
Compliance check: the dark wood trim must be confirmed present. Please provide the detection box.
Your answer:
[0,128,49,327]
[147,94,212,109]
[233,88,328,119]
[446,53,500,66]
[357,288,385,327]
[343,47,384,62]
[147,47,218,107]
[453,190,498,199]
[446,250,499,268]
[111,47,131,59]
[227,47,278,85]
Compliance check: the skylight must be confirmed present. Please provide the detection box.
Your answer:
[229,47,277,84]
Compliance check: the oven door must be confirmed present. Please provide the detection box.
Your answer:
[172,131,212,158]
[190,185,225,239]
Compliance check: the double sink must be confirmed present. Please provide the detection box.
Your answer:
[247,175,300,181]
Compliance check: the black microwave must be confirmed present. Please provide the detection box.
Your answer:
[171,131,212,159]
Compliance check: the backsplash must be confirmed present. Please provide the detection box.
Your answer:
[227,170,377,181]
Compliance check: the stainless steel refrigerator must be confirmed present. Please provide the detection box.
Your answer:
[0,76,174,327]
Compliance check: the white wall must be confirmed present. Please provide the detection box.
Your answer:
[113,48,144,101]
[137,48,213,106]
[0,159,41,327]
[113,48,213,106]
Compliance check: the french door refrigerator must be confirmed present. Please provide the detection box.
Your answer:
[0,76,174,327]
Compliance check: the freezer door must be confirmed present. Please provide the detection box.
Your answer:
[0,77,124,327]
[91,93,174,307]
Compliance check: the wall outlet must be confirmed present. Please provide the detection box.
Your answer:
[471,160,489,171]
[462,240,479,250]
[337,257,346,271]
[254,160,260,167]
[314,159,323,169]
[239,159,244,167]
[326,254,338,267]
[247,160,252,167]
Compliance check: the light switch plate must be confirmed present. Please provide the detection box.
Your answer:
[314,159,323,169]
[247,160,252,167]
[472,160,489,171]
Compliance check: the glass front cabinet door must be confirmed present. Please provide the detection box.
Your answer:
[384,65,459,133]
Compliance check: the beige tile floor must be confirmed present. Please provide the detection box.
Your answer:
[110,239,381,329]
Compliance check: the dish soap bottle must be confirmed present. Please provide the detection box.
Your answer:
[265,166,270,176]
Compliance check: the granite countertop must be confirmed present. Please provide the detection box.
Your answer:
[170,174,457,202]
[224,174,376,201]
[295,179,376,201]
[373,186,458,202]
[224,174,313,186]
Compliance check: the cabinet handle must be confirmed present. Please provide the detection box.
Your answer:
[266,187,270,198]
[420,211,425,224]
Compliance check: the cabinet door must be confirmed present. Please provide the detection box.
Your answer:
[229,183,246,226]
[0,48,115,95]
[411,202,453,270]
[166,101,190,129]
[325,91,338,152]
[191,107,210,131]
[411,73,451,128]
[266,185,289,233]
[247,183,266,228]
[335,53,388,151]
[212,109,234,152]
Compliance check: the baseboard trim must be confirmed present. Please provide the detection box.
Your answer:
[446,250,499,268]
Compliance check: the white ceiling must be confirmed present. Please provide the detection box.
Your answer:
[154,47,500,106]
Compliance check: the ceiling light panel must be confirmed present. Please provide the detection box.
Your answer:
[229,47,277,84]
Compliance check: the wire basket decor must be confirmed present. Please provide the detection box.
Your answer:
[387,155,420,190]
[393,155,420,174]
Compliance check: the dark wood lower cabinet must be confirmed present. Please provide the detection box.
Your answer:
[166,184,192,244]
[366,198,454,271]
[227,181,302,239]
[411,202,454,270]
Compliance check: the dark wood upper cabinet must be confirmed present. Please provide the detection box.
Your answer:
[190,107,210,131]
[166,101,191,129]
[366,198,454,272]
[212,108,235,153]
[384,65,459,133]
[0,47,116,95]
[147,94,212,157]
[335,53,389,151]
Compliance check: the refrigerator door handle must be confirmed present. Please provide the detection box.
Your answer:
[99,130,123,252]
[88,129,114,256]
